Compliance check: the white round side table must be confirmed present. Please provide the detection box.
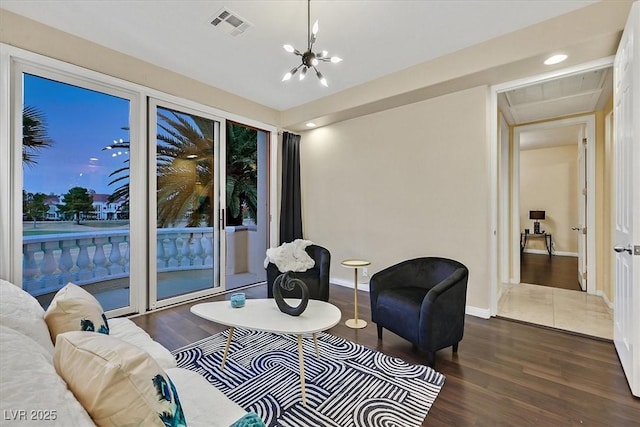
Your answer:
[341,259,370,329]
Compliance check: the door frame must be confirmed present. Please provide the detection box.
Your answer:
[489,56,614,315]
[510,115,596,293]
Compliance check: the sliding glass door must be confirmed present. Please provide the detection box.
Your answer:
[16,66,139,317]
[148,99,224,309]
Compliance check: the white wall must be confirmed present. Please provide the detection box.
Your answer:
[300,86,491,313]
[520,144,578,255]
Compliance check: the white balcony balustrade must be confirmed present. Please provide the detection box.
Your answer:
[23,228,216,296]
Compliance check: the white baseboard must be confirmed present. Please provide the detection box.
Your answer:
[596,290,614,310]
[332,278,489,319]
[554,250,578,257]
[331,277,370,293]
[523,249,578,257]
[465,306,491,319]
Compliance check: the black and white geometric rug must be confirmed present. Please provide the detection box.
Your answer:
[172,329,445,427]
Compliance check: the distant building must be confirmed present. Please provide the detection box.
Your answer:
[44,193,125,220]
[44,195,60,220]
[91,194,125,220]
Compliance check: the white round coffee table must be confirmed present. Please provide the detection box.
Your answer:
[191,298,341,405]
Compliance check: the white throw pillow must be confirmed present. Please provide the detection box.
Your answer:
[0,279,55,354]
[109,318,177,370]
[54,331,186,427]
[0,326,94,426]
[44,283,110,343]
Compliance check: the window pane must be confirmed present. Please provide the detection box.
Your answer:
[22,74,131,311]
[155,106,218,300]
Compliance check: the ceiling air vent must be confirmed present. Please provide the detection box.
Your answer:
[210,8,252,37]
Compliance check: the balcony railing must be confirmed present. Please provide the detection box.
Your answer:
[23,227,216,297]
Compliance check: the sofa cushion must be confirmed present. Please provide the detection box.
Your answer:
[44,283,110,343]
[54,331,185,427]
[109,317,177,370]
[0,279,55,355]
[166,368,248,427]
[0,326,94,426]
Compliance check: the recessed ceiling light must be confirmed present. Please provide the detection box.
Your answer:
[306,122,317,128]
[544,54,568,65]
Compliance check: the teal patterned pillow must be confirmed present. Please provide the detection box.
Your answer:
[152,374,186,427]
[230,412,265,427]
[44,283,110,343]
[53,331,186,427]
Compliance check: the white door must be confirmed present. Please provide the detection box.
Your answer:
[613,1,639,398]
[577,127,587,291]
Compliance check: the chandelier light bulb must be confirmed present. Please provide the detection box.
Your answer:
[300,67,307,80]
[330,56,342,63]
[316,70,328,87]
[311,57,319,66]
[282,72,292,81]
[312,20,319,35]
[283,44,295,53]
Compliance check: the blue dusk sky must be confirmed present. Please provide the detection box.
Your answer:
[23,74,130,196]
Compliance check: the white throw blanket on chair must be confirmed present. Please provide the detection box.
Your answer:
[264,239,315,272]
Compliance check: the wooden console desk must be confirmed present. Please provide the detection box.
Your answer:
[520,232,552,256]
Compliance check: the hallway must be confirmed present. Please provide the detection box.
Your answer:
[498,253,612,340]
[498,282,613,339]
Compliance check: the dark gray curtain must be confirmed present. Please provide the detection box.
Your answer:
[280,132,302,243]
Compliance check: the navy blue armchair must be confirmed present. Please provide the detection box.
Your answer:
[370,257,469,367]
[266,244,331,302]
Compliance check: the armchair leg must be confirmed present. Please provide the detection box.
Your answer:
[376,325,383,340]
[426,351,436,368]
[453,342,459,353]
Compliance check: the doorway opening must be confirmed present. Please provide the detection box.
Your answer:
[492,60,614,339]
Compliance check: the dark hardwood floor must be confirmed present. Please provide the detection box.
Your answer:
[131,283,640,426]
[520,253,581,291]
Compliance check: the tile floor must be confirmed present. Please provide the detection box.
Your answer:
[498,282,613,340]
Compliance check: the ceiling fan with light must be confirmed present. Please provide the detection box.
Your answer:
[281,0,342,87]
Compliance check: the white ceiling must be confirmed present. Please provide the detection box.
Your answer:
[499,66,612,151]
[519,124,585,151]
[500,67,612,125]
[0,0,598,111]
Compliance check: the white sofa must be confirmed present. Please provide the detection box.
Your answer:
[0,279,248,427]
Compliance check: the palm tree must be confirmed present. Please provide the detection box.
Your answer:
[226,123,257,226]
[106,136,130,214]
[107,111,259,229]
[22,106,54,166]
[156,108,215,228]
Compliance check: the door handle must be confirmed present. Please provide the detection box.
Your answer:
[613,244,632,254]
[571,227,582,231]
